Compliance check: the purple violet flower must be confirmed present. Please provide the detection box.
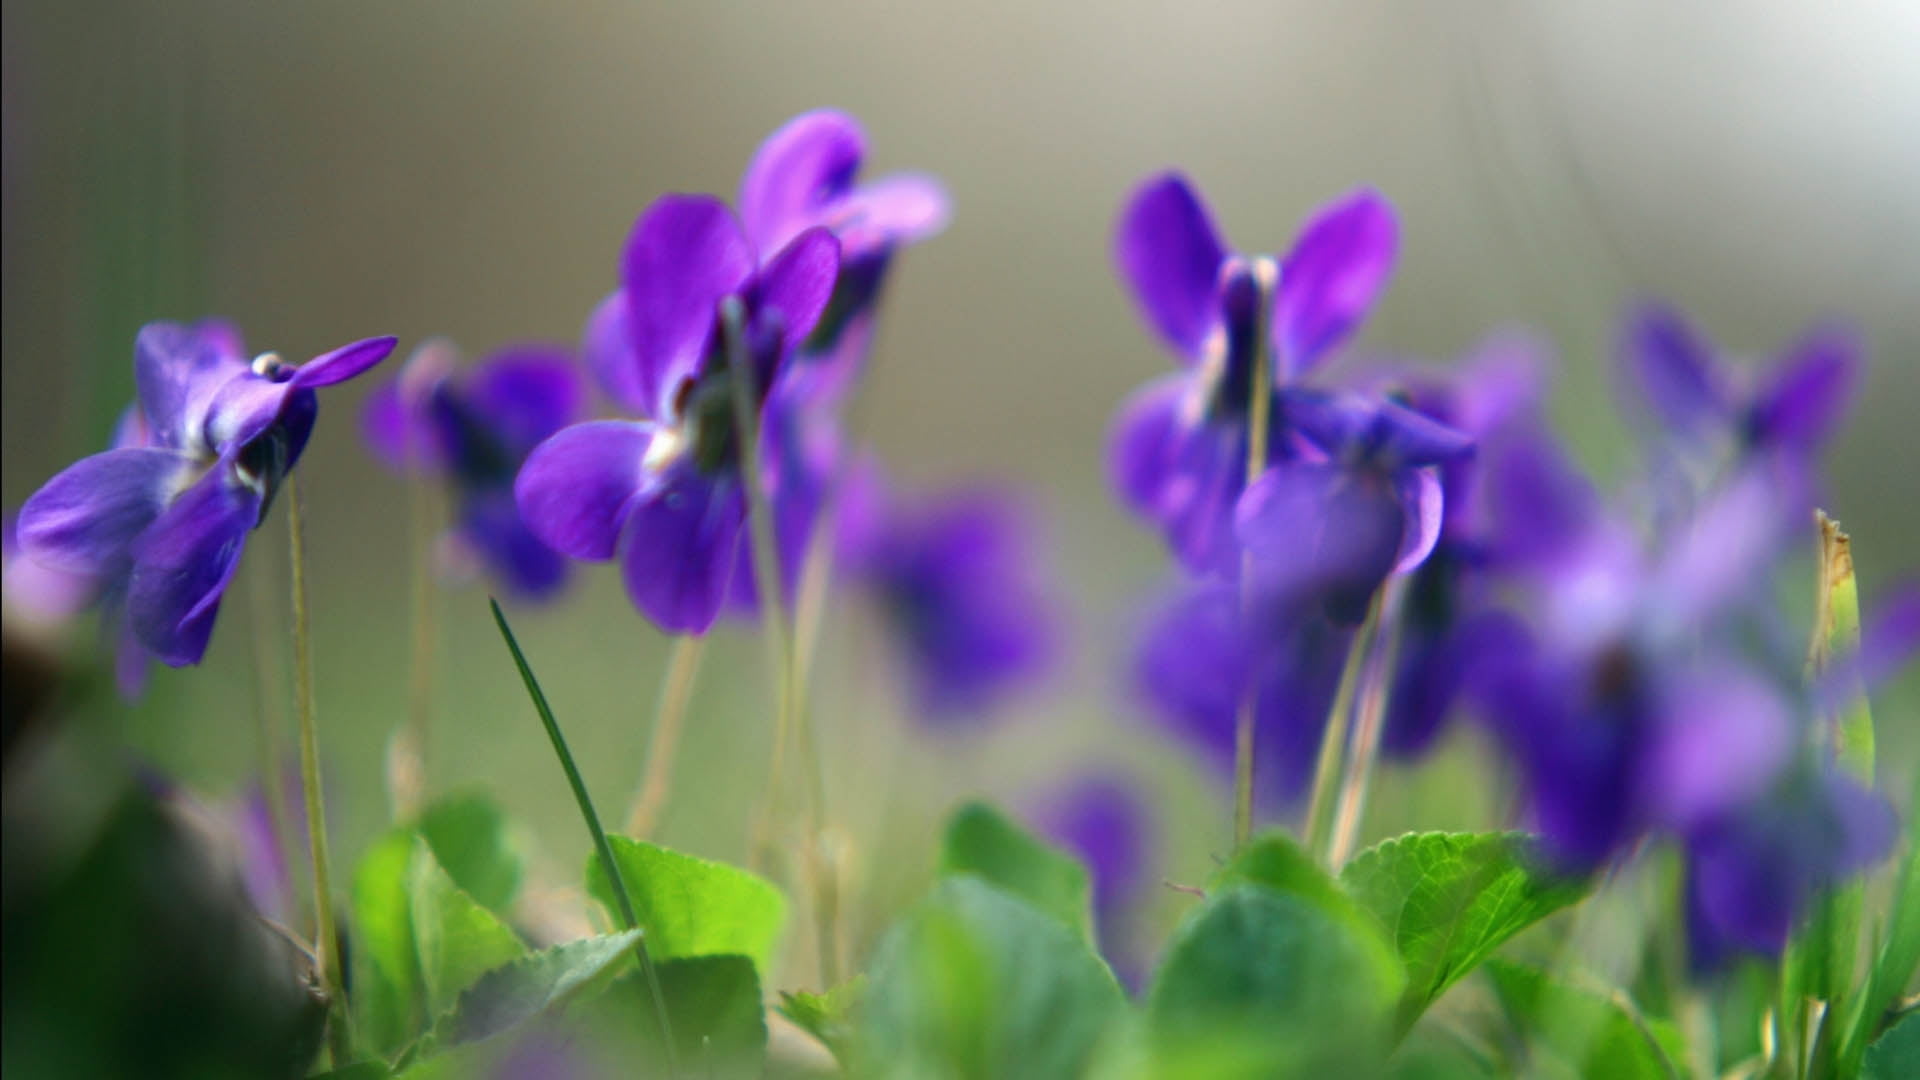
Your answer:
[364,339,585,599]
[1032,771,1154,990]
[740,108,949,394]
[1108,174,1398,576]
[16,321,395,667]
[1133,580,1352,815]
[839,469,1060,723]
[1236,387,1474,626]
[1619,301,1859,460]
[516,194,840,634]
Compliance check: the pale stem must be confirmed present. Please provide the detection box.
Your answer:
[624,634,707,838]
[1303,588,1384,862]
[287,475,349,1064]
[245,536,300,927]
[387,476,438,820]
[1327,579,1406,868]
[1231,257,1278,852]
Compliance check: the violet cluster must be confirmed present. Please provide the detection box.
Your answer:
[1105,171,1916,966]
[11,321,395,692]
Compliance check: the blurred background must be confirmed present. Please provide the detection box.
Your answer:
[4,0,1918,974]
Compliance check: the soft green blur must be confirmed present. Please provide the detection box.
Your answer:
[3,0,1917,979]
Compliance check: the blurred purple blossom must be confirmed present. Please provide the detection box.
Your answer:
[16,321,394,668]
[840,471,1059,724]
[364,339,584,599]
[517,194,840,634]
[1132,580,1351,816]
[1033,772,1154,990]
[1108,175,1398,576]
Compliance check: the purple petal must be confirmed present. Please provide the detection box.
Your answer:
[1108,375,1191,517]
[1651,464,1795,628]
[18,447,190,575]
[290,335,397,389]
[125,464,261,666]
[1033,773,1150,918]
[134,320,249,451]
[1135,583,1249,771]
[1236,462,1405,624]
[1481,427,1605,571]
[361,381,417,472]
[1391,467,1445,575]
[463,345,586,455]
[739,109,866,256]
[834,172,952,254]
[2,511,98,622]
[582,291,653,416]
[459,490,570,600]
[618,464,746,634]
[1618,301,1729,439]
[1274,188,1397,375]
[513,421,654,561]
[1646,660,1794,833]
[755,226,843,349]
[1114,172,1227,360]
[1747,323,1858,452]
[622,195,755,419]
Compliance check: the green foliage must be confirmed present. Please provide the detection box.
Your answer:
[940,800,1094,940]
[416,791,526,917]
[1484,960,1680,1079]
[1145,880,1405,1077]
[352,828,428,1056]
[1842,779,1920,1076]
[556,955,768,1077]
[311,1065,393,1080]
[779,976,867,1063]
[584,835,787,978]
[1341,831,1591,1028]
[859,876,1125,1078]
[408,834,527,1019]
[1863,1012,1920,1080]
[421,930,642,1051]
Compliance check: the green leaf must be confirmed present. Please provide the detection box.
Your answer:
[1484,959,1679,1079]
[1843,777,1920,1076]
[1340,831,1591,1027]
[939,800,1094,941]
[1863,1012,1920,1080]
[311,1064,393,1080]
[778,976,866,1063]
[584,835,786,978]
[565,956,768,1077]
[352,827,426,1056]
[1146,882,1405,1077]
[417,792,526,917]
[858,876,1124,1078]
[421,930,642,1051]
[409,835,526,1018]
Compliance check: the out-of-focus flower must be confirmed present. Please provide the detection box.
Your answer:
[17,321,394,667]
[1133,580,1351,815]
[3,510,97,629]
[1236,388,1473,626]
[1108,174,1398,575]
[364,340,584,599]
[1619,301,1858,460]
[840,471,1059,724]
[517,195,840,634]
[739,108,949,393]
[1033,772,1154,990]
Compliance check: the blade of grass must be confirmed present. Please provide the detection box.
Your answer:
[489,598,678,1076]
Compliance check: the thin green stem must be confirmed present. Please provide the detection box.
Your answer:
[721,298,838,984]
[488,598,678,1075]
[246,538,300,927]
[1231,256,1279,852]
[1304,588,1383,863]
[624,634,707,838]
[388,477,438,820]
[1328,581,1405,868]
[287,476,348,1065]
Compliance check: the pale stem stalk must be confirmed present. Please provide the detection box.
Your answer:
[624,634,707,838]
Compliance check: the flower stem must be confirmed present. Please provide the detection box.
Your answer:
[286,475,348,1065]
[1231,256,1280,852]
[1304,588,1384,863]
[387,477,438,821]
[489,598,678,1075]
[720,297,839,984]
[624,634,706,837]
[246,538,300,926]
[1327,581,1404,868]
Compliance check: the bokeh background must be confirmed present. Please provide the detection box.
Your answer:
[5,1,1918,971]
